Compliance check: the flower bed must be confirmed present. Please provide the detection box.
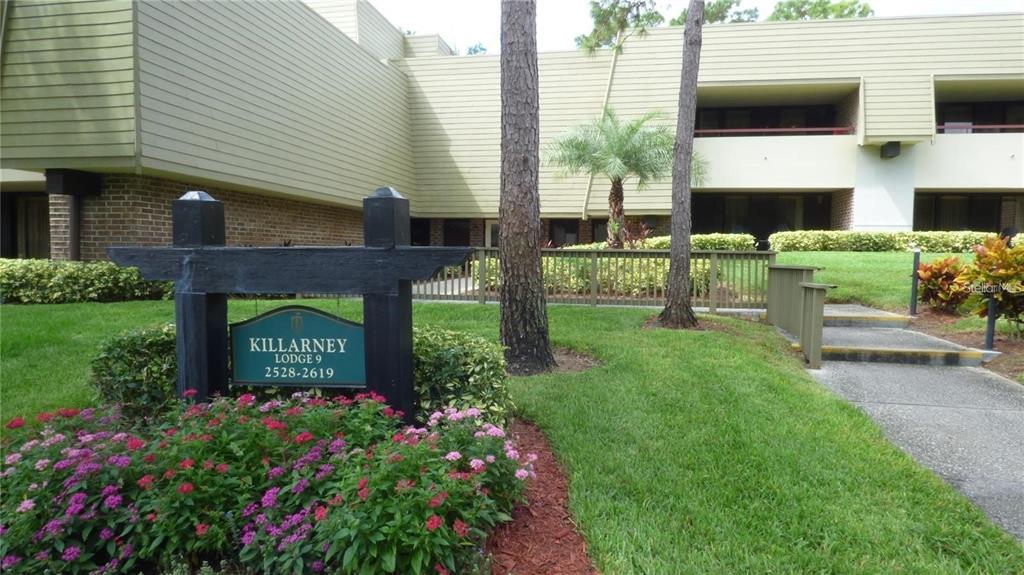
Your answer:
[0,394,532,574]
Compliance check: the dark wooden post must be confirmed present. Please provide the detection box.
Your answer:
[362,187,416,423]
[172,191,228,401]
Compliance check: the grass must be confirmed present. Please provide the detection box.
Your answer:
[2,300,1023,571]
[775,251,966,311]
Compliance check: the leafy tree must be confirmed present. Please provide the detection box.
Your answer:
[671,0,758,25]
[499,0,556,374]
[547,109,706,248]
[660,0,705,329]
[467,42,487,55]
[575,0,664,53]
[768,0,873,20]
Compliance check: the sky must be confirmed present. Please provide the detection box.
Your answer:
[367,0,1024,54]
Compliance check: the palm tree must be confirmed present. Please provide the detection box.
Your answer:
[547,108,707,248]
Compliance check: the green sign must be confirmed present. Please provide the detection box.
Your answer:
[230,306,365,388]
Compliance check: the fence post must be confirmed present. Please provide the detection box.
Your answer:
[800,282,833,369]
[590,251,598,306]
[909,248,920,316]
[709,252,719,313]
[985,297,998,350]
[477,248,487,304]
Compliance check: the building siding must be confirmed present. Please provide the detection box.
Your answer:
[0,0,136,169]
[399,14,1024,218]
[134,0,416,209]
[355,0,404,61]
[302,0,358,41]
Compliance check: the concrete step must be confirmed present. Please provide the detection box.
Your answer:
[791,326,987,366]
[823,304,910,329]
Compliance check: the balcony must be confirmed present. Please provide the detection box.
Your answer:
[696,134,856,189]
[936,123,1024,134]
[695,126,854,137]
[915,132,1024,189]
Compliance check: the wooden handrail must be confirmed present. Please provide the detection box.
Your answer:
[694,126,853,136]
[936,124,1024,132]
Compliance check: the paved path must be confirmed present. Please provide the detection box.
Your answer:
[806,311,1024,539]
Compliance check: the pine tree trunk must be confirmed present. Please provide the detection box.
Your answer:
[499,0,556,374]
[607,177,625,248]
[659,0,704,329]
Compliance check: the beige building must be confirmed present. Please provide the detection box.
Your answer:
[1,0,1022,258]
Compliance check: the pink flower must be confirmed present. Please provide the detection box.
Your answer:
[215,463,229,474]
[469,458,485,471]
[177,482,194,495]
[5,417,24,429]
[315,506,328,522]
[425,514,444,532]
[5,453,21,465]
[237,393,256,407]
[183,389,198,398]
[195,523,209,536]
[428,492,448,509]
[16,499,34,513]
[444,451,461,461]
[453,519,469,538]
[126,437,145,451]
[137,475,155,490]
[515,468,530,480]
[485,455,496,464]
[178,458,195,470]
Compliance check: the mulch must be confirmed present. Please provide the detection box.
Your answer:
[551,348,601,373]
[486,422,599,575]
[910,308,1023,381]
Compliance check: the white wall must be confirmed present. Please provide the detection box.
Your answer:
[697,135,857,190]
[916,134,1024,189]
[851,145,917,230]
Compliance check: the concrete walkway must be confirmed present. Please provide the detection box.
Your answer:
[805,309,1024,539]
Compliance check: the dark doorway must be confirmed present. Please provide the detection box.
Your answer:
[442,219,470,246]
[548,219,579,247]
[1,193,50,259]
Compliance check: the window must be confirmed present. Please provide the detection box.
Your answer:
[548,219,579,247]
[938,196,970,230]
[442,219,470,246]
[937,101,1024,133]
[723,196,749,233]
[0,193,49,259]
[485,219,500,248]
[591,219,608,244]
[410,218,430,246]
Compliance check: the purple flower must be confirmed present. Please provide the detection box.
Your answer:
[315,464,334,481]
[242,503,259,518]
[34,550,49,561]
[292,445,323,471]
[261,487,281,508]
[66,492,87,516]
[101,484,119,497]
[119,544,133,559]
[5,453,22,465]
[16,499,35,513]
[268,466,286,479]
[107,455,131,468]
[62,546,82,562]
[34,459,51,471]
[444,451,461,461]
[291,479,310,494]
[100,528,115,541]
[312,560,324,573]
[241,530,256,546]
[103,495,123,509]
[328,438,347,454]
[2,555,20,569]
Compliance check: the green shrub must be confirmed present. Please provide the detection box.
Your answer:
[0,259,171,304]
[768,230,996,252]
[90,323,513,423]
[90,324,179,419]
[916,257,970,312]
[412,326,512,423]
[568,233,756,251]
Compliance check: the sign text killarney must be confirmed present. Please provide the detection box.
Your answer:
[231,306,365,387]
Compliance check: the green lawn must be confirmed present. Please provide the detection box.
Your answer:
[776,251,966,311]
[2,300,1022,571]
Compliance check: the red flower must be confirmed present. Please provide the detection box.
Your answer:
[333,396,353,406]
[146,512,158,522]
[315,506,328,522]
[202,460,214,470]
[126,437,145,451]
[237,393,256,407]
[294,431,315,444]
[261,417,287,432]
[5,417,24,429]
[137,475,155,490]
[165,428,178,437]
[36,412,54,423]
[358,477,369,490]
[286,406,303,416]
[143,454,156,464]
[183,388,198,398]
[435,564,450,575]
[57,408,80,418]
[195,523,209,536]
[215,463,229,474]
[358,487,370,501]
[453,519,469,538]
[163,469,176,480]
[329,494,344,506]
[383,407,395,417]
[177,482,194,495]
[179,458,195,470]
[428,492,448,509]
[425,515,444,532]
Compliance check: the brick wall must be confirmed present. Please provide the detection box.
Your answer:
[836,89,859,132]
[50,174,364,261]
[831,189,854,230]
[428,219,445,246]
[1001,196,1019,232]
[469,218,485,247]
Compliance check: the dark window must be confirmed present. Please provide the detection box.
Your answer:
[410,218,430,246]
[591,219,608,244]
[548,219,579,247]
[915,193,1005,232]
[937,101,1024,132]
[695,105,838,136]
[0,193,49,259]
[442,219,470,246]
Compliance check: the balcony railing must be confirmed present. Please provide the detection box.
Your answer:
[694,126,854,137]
[936,124,1024,134]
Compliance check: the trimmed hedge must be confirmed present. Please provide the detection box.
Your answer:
[768,230,999,252]
[91,322,512,423]
[0,259,172,304]
[568,233,756,251]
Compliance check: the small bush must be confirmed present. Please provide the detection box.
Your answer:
[916,257,970,312]
[91,325,178,419]
[0,259,171,304]
[568,233,756,251]
[0,395,531,574]
[768,230,996,252]
[90,324,513,424]
[961,236,1024,335]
